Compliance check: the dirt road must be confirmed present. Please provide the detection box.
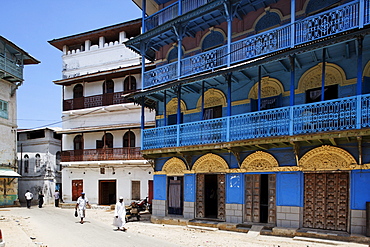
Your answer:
[0,205,367,247]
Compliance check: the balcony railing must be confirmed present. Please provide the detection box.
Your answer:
[143,94,370,150]
[0,54,23,80]
[61,147,143,162]
[145,0,213,31]
[143,0,369,89]
[63,91,133,111]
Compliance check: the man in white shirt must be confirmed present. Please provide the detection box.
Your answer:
[75,192,90,224]
[113,196,127,231]
[25,190,33,209]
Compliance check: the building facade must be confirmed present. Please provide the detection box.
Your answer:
[126,0,370,236]
[0,36,39,206]
[17,128,62,205]
[49,19,155,205]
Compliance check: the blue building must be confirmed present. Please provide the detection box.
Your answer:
[126,0,370,236]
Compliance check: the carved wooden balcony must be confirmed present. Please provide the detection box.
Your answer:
[61,147,143,162]
[63,91,133,111]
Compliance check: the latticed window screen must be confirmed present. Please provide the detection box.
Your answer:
[201,31,224,51]
[131,181,140,200]
[0,99,8,119]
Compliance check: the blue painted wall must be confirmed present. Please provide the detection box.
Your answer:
[226,173,244,204]
[276,172,303,207]
[184,174,196,202]
[153,174,167,200]
[351,169,370,210]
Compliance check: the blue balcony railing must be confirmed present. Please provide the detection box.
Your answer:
[143,0,369,89]
[145,0,213,31]
[142,94,370,150]
[0,54,23,80]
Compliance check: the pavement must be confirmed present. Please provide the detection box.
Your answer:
[0,205,369,247]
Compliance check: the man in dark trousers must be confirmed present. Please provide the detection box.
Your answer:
[54,190,60,207]
[25,190,33,208]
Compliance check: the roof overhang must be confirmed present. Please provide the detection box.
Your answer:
[53,63,155,86]
[57,121,155,134]
[48,18,142,51]
[0,168,21,178]
[0,36,40,65]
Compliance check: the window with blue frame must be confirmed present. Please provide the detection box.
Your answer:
[251,95,282,112]
[255,12,281,33]
[167,47,183,63]
[202,31,224,51]
[0,99,8,119]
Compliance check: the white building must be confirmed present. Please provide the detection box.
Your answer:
[49,19,155,205]
[0,36,39,206]
[17,128,62,205]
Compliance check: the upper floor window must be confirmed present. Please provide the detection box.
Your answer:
[74,135,83,150]
[201,31,224,51]
[103,79,114,94]
[24,155,29,173]
[124,76,136,92]
[35,154,41,168]
[306,0,340,15]
[123,131,135,147]
[56,151,61,171]
[167,47,183,63]
[73,84,83,98]
[0,99,8,119]
[203,105,222,120]
[255,12,281,33]
[306,85,338,103]
[96,133,113,149]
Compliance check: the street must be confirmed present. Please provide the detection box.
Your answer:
[0,205,367,247]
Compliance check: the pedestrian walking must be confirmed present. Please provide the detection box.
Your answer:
[75,192,90,224]
[38,191,44,208]
[54,190,60,207]
[25,190,33,209]
[113,196,127,231]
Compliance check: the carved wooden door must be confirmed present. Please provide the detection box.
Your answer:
[196,174,205,218]
[245,174,276,224]
[72,179,83,201]
[303,173,348,231]
[217,174,225,220]
[268,174,276,224]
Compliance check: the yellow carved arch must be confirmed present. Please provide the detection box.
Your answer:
[162,157,187,176]
[166,98,187,116]
[241,151,279,172]
[299,145,358,171]
[248,77,285,99]
[196,88,227,110]
[297,63,352,93]
[363,60,370,77]
[192,153,229,173]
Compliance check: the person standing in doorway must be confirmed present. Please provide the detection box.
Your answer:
[54,190,60,207]
[25,190,33,209]
[38,191,44,208]
[113,196,127,231]
[75,192,90,224]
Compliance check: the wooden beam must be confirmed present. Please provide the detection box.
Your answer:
[329,138,337,146]
[255,144,268,150]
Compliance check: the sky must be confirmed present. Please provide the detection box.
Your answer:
[2,0,142,129]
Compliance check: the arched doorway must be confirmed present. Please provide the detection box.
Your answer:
[299,145,356,231]
[241,151,278,224]
[162,157,187,215]
[192,153,228,220]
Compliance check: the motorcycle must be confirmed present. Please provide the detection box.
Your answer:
[136,197,152,213]
[125,201,141,221]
